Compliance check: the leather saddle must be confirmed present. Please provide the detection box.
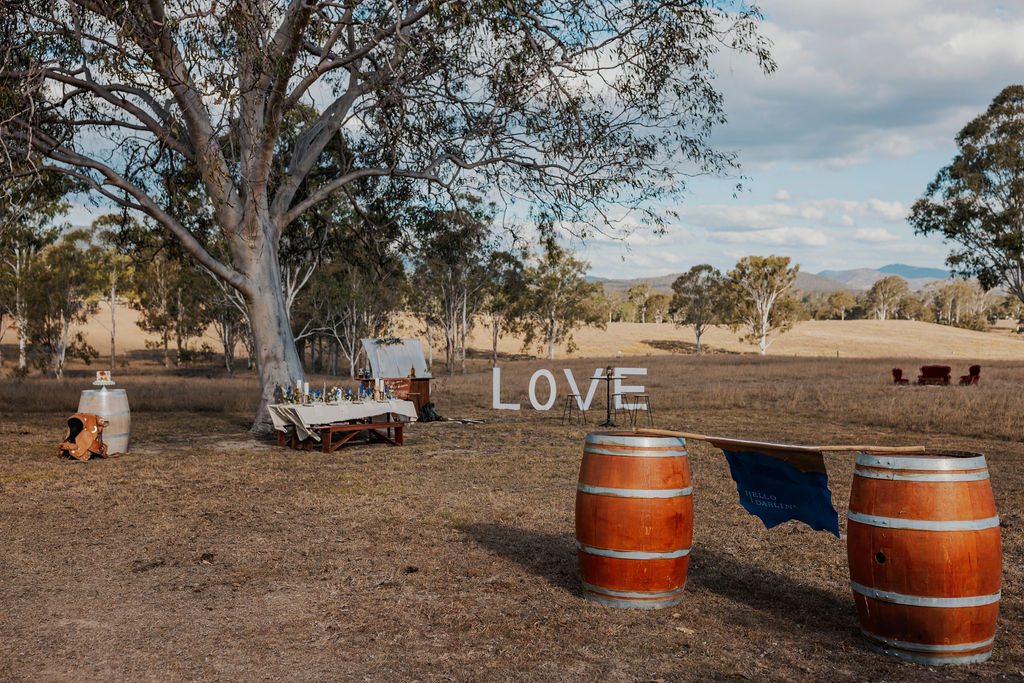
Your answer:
[58,413,110,461]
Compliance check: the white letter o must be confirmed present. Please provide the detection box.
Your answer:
[528,370,557,411]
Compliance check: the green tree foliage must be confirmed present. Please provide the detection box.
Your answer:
[670,264,726,355]
[898,294,932,323]
[646,293,671,324]
[909,85,1024,308]
[92,213,138,372]
[294,260,405,378]
[726,255,799,355]
[826,290,857,321]
[925,279,991,330]
[482,250,528,368]
[411,201,494,374]
[627,284,653,323]
[866,275,910,320]
[24,230,104,377]
[522,241,605,360]
[0,172,77,370]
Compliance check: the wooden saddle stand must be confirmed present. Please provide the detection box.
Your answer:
[58,413,110,461]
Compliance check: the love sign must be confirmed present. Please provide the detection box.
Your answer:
[492,367,647,411]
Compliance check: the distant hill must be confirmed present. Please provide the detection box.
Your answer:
[590,263,952,297]
[879,264,950,279]
[590,270,852,296]
[794,271,851,293]
[588,273,678,295]
[817,265,948,292]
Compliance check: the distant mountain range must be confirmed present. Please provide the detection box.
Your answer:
[589,263,952,295]
[815,265,949,292]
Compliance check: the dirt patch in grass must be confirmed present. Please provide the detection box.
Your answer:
[1,356,1022,680]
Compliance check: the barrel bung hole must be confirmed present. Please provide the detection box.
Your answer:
[875,551,886,564]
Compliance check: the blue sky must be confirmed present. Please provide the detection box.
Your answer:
[576,1,1024,279]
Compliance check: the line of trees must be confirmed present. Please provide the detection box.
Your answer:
[802,277,1013,331]
[0,181,610,377]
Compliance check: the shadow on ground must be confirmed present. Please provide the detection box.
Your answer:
[688,543,858,637]
[641,339,741,355]
[457,522,583,597]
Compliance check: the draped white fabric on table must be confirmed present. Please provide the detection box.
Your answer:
[268,400,418,441]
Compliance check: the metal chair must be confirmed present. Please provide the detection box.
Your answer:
[611,394,632,426]
[624,394,653,428]
[561,393,587,425]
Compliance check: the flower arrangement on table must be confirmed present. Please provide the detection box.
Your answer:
[279,385,303,404]
[327,386,360,403]
[374,336,403,345]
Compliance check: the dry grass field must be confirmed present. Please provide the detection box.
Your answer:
[75,302,1024,365]
[1,353,1022,681]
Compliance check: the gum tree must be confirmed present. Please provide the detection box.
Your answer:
[727,255,799,355]
[0,0,773,429]
[865,275,909,320]
[910,85,1024,308]
[671,263,725,355]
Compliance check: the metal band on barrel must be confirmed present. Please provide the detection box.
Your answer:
[847,511,1000,531]
[584,445,688,458]
[851,581,1001,607]
[102,432,130,439]
[575,540,690,560]
[580,580,684,600]
[861,631,995,654]
[854,468,989,482]
[577,483,693,498]
[585,434,686,450]
[861,639,992,666]
[855,453,987,471]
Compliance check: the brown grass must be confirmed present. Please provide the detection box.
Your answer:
[63,302,1024,368]
[1,355,1021,680]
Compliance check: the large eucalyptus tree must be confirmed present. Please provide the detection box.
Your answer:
[0,0,772,428]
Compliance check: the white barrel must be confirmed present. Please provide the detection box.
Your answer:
[78,388,130,455]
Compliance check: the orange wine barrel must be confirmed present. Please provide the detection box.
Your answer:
[575,432,692,609]
[847,451,1001,665]
[78,388,130,455]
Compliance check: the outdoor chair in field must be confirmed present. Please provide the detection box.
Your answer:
[561,393,587,425]
[611,393,633,426]
[891,368,910,385]
[624,394,654,428]
[959,365,981,385]
[917,365,951,385]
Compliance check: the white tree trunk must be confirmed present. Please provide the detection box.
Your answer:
[243,241,305,431]
[109,272,116,372]
[547,310,557,360]
[16,291,27,370]
[54,310,71,379]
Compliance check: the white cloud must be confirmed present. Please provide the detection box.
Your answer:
[868,198,908,221]
[775,189,791,201]
[851,227,900,242]
[675,197,907,233]
[824,156,870,170]
[709,2,1024,166]
[712,226,828,247]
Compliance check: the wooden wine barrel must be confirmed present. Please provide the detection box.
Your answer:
[847,450,1002,665]
[575,431,692,609]
[78,388,130,455]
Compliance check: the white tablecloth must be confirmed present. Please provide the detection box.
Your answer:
[268,399,417,441]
